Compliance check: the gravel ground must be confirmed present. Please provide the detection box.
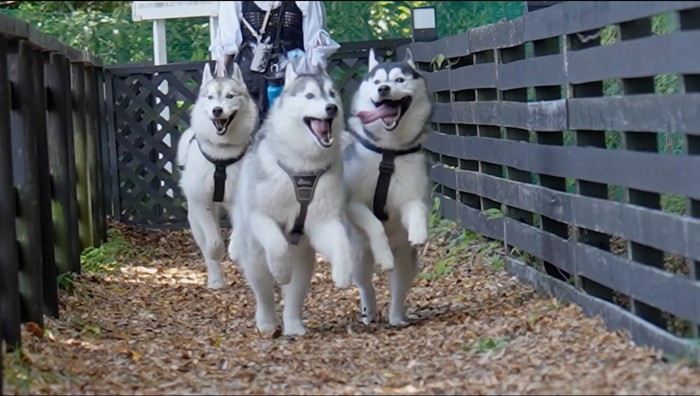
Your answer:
[3,220,700,395]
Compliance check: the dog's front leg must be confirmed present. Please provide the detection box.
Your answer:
[347,201,394,271]
[249,212,292,285]
[188,205,227,289]
[307,218,353,288]
[400,200,429,248]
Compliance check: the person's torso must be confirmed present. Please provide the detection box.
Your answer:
[241,1,304,53]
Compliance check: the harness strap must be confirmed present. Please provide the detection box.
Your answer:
[278,161,331,245]
[349,129,422,222]
[196,138,248,203]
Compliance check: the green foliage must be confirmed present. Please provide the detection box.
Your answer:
[463,336,510,353]
[1,1,525,65]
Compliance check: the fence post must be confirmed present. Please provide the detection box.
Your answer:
[8,38,46,327]
[0,33,21,348]
[31,46,59,318]
[46,51,81,275]
[71,60,94,251]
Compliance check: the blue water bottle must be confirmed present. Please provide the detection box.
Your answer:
[266,64,285,108]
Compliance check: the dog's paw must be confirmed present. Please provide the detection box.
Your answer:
[207,276,227,290]
[375,248,395,272]
[256,318,279,334]
[408,226,428,248]
[360,308,376,326]
[227,240,239,263]
[283,322,308,337]
[389,315,410,327]
[332,264,353,289]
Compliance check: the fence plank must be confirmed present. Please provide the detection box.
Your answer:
[569,30,700,84]
[425,133,700,199]
[96,67,109,241]
[31,46,58,318]
[9,38,45,327]
[71,61,93,250]
[0,34,21,347]
[46,52,81,275]
[103,70,122,222]
[84,65,102,247]
[504,218,574,274]
[569,94,700,135]
[449,63,498,91]
[498,53,566,90]
[433,100,567,131]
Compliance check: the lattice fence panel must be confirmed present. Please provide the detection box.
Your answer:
[105,61,207,228]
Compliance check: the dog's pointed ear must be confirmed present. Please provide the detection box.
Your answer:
[368,48,378,71]
[202,62,214,86]
[231,62,244,82]
[404,48,416,69]
[284,62,298,88]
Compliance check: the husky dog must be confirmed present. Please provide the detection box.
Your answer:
[176,61,259,289]
[229,63,353,336]
[342,48,433,326]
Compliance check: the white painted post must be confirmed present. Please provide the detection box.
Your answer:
[153,19,173,198]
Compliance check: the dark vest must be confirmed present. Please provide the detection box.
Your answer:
[241,1,305,54]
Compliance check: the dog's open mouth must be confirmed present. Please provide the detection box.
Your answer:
[212,111,237,135]
[304,117,334,148]
[357,96,412,131]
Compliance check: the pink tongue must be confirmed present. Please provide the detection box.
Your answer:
[310,119,330,139]
[357,104,398,124]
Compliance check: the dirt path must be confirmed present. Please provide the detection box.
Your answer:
[4,221,700,395]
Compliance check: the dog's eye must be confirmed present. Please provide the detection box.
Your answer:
[208,95,214,100]
[329,91,336,98]
[305,93,315,99]
[226,94,234,99]
[374,79,380,85]
[396,77,405,83]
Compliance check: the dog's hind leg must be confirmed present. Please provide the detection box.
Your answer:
[281,246,315,336]
[388,241,419,327]
[307,219,353,288]
[353,246,378,325]
[188,205,227,289]
[242,251,279,333]
[347,201,394,271]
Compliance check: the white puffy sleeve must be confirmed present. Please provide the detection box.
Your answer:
[209,1,244,62]
[296,1,340,69]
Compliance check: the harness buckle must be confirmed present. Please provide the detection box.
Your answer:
[379,159,395,174]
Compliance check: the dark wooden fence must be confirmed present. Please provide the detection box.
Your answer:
[0,12,107,365]
[102,38,410,229]
[397,0,700,361]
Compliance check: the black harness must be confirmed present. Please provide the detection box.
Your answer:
[182,135,248,203]
[350,130,423,222]
[277,161,331,245]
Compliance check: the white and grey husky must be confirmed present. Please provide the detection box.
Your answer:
[229,63,353,336]
[342,48,434,326]
[176,61,259,289]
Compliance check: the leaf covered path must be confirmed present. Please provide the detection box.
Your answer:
[4,221,700,395]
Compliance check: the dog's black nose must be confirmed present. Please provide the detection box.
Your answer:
[378,85,390,97]
[212,107,223,117]
[325,104,338,117]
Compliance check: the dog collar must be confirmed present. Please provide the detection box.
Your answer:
[348,128,422,222]
[277,161,331,245]
[196,138,249,202]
